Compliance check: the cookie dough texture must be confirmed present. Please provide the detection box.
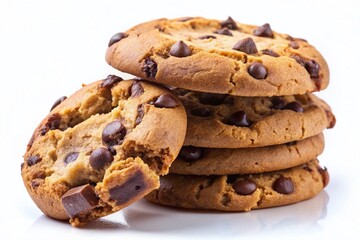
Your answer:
[21,77,187,226]
[146,159,329,211]
[106,17,329,97]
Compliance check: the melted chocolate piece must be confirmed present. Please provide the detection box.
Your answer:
[142,58,157,78]
[27,156,41,166]
[153,94,179,108]
[101,75,123,89]
[130,81,144,97]
[108,32,129,47]
[229,111,252,127]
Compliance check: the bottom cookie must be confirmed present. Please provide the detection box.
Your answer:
[145,159,329,211]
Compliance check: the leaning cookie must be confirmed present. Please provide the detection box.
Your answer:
[21,76,187,226]
[106,17,329,97]
[175,89,335,148]
[146,159,329,211]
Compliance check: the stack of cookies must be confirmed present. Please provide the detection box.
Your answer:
[105,17,335,211]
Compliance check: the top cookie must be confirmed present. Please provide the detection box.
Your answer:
[106,17,329,97]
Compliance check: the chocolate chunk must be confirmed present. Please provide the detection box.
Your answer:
[154,94,179,108]
[248,62,267,79]
[64,152,79,165]
[40,113,61,135]
[27,156,41,166]
[179,146,203,161]
[142,58,157,78]
[198,35,217,40]
[61,184,99,218]
[305,60,320,78]
[101,75,123,89]
[135,104,145,125]
[229,111,252,127]
[102,120,126,146]
[271,97,287,109]
[108,32,129,47]
[253,23,273,38]
[317,166,330,187]
[89,147,114,170]
[283,101,304,113]
[261,49,279,57]
[169,41,192,57]
[289,41,299,49]
[109,170,146,205]
[232,37,258,54]
[221,17,238,30]
[191,107,211,117]
[273,176,294,194]
[50,96,67,111]
[199,93,227,105]
[233,179,257,195]
[131,81,144,97]
[214,28,233,36]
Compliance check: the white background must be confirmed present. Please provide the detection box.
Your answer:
[1,0,359,239]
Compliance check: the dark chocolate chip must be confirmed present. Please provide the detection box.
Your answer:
[283,101,304,113]
[221,17,238,30]
[191,107,211,117]
[108,32,129,47]
[232,37,258,54]
[154,94,179,108]
[273,176,294,194]
[169,41,192,57]
[109,170,146,205]
[248,62,267,79]
[289,41,299,49]
[50,96,67,111]
[318,166,330,187]
[253,23,273,38]
[142,58,157,78]
[271,97,287,110]
[305,60,320,78]
[199,93,227,105]
[101,75,123,89]
[233,179,257,195]
[179,146,203,161]
[292,55,306,67]
[229,111,252,127]
[61,184,99,218]
[130,81,144,97]
[64,152,79,165]
[41,113,61,135]
[226,175,239,184]
[135,104,145,125]
[107,146,117,156]
[198,35,217,40]
[102,120,126,146]
[261,49,279,57]
[89,147,114,170]
[27,156,41,166]
[214,28,233,36]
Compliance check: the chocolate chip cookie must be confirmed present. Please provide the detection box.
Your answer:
[106,17,329,96]
[170,134,324,175]
[175,89,335,148]
[146,159,329,211]
[21,76,187,226]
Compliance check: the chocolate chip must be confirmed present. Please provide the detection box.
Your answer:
[226,175,239,184]
[198,35,217,40]
[289,41,299,49]
[229,111,252,127]
[191,107,211,117]
[61,184,99,218]
[199,93,227,105]
[41,113,61,135]
[271,97,287,109]
[31,180,41,189]
[107,146,117,156]
[169,41,192,57]
[318,166,330,187]
[64,152,79,165]
[89,147,114,170]
[214,28,233,36]
[142,58,157,78]
[101,75,123,89]
[109,170,146,205]
[108,32,129,47]
[248,62,267,79]
[253,23,273,38]
[286,141,297,146]
[102,120,126,146]
[221,17,238,30]
[179,146,203,161]
[232,37,258,54]
[27,156,41,166]
[305,60,320,78]
[135,104,145,125]
[233,179,257,195]
[130,81,144,97]
[292,55,306,67]
[261,49,279,57]
[283,101,304,113]
[153,94,179,108]
[50,96,67,111]
[273,176,294,194]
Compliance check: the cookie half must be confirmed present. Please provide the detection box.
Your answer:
[146,159,329,211]
[106,17,329,96]
[171,134,324,175]
[21,76,187,226]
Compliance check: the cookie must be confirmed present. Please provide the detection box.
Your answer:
[106,17,329,97]
[21,76,187,226]
[175,89,335,148]
[170,134,324,175]
[145,159,329,211]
